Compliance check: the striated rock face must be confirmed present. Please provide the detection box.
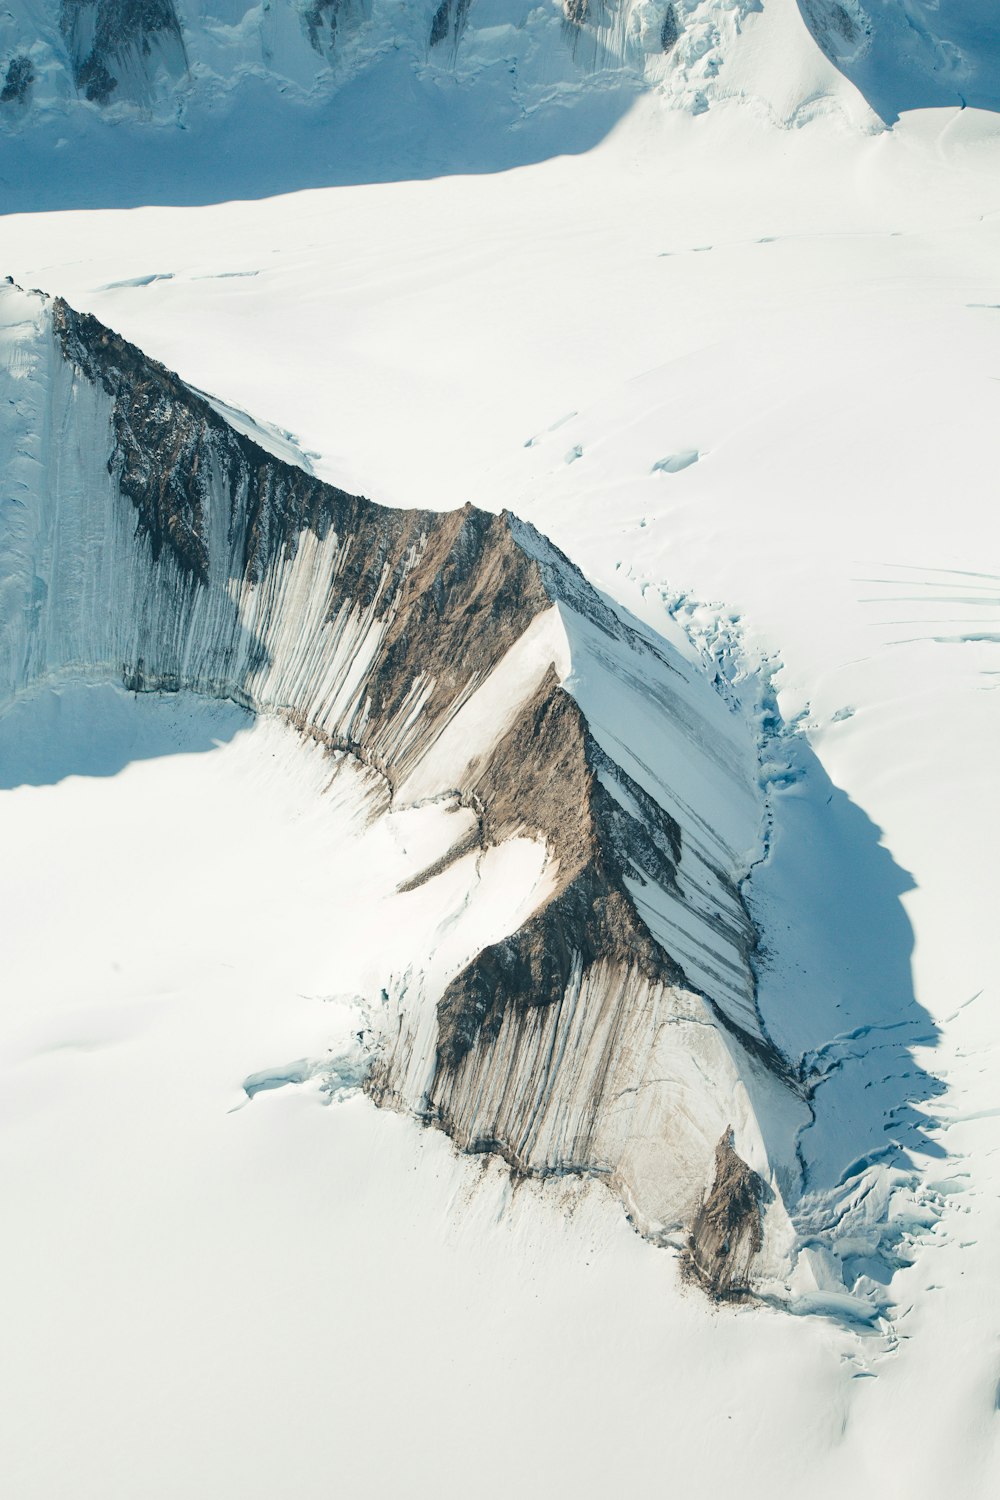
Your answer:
[0,53,34,104]
[60,0,186,105]
[1,279,807,1289]
[303,0,367,57]
[685,1129,766,1298]
[429,0,471,49]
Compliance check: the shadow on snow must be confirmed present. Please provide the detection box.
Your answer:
[0,680,249,789]
[797,0,1000,126]
[0,51,637,213]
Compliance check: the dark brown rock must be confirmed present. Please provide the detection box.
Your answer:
[685,1130,766,1299]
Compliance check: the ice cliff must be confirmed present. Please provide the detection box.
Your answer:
[2,1,995,137]
[0,278,814,1293]
[0,0,732,122]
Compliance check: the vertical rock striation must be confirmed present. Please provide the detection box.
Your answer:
[686,1129,767,1298]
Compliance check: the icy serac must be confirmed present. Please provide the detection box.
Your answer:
[2,0,995,135]
[0,0,699,119]
[0,278,811,1294]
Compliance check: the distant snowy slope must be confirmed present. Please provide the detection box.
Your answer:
[2,0,995,157]
[3,0,1000,1486]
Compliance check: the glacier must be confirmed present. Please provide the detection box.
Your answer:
[3,0,996,124]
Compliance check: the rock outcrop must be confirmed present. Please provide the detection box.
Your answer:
[685,1128,766,1298]
[60,0,187,106]
[1,279,808,1288]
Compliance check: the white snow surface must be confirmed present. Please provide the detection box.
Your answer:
[2,33,1000,1500]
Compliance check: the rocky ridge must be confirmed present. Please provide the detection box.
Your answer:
[1,280,809,1294]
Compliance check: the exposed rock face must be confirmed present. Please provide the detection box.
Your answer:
[430,0,472,49]
[563,0,590,26]
[303,0,370,59]
[686,1129,766,1298]
[60,0,186,105]
[1,53,34,103]
[798,0,873,68]
[1,280,807,1290]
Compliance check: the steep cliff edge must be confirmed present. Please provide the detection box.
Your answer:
[1,279,807,1293]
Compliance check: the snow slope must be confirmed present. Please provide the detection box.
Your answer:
[0,688,884,1500]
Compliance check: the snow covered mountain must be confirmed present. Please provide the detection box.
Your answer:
[1,277,819,1296]
[2,0,999,1487]
[2,0,997,146]
[3,1,997,213]
[0,0,746,120]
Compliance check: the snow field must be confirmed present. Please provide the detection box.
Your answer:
[0,684,892,1500]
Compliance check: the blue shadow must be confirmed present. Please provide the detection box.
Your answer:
[0,681,249,789]
[797,0,1000,125]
